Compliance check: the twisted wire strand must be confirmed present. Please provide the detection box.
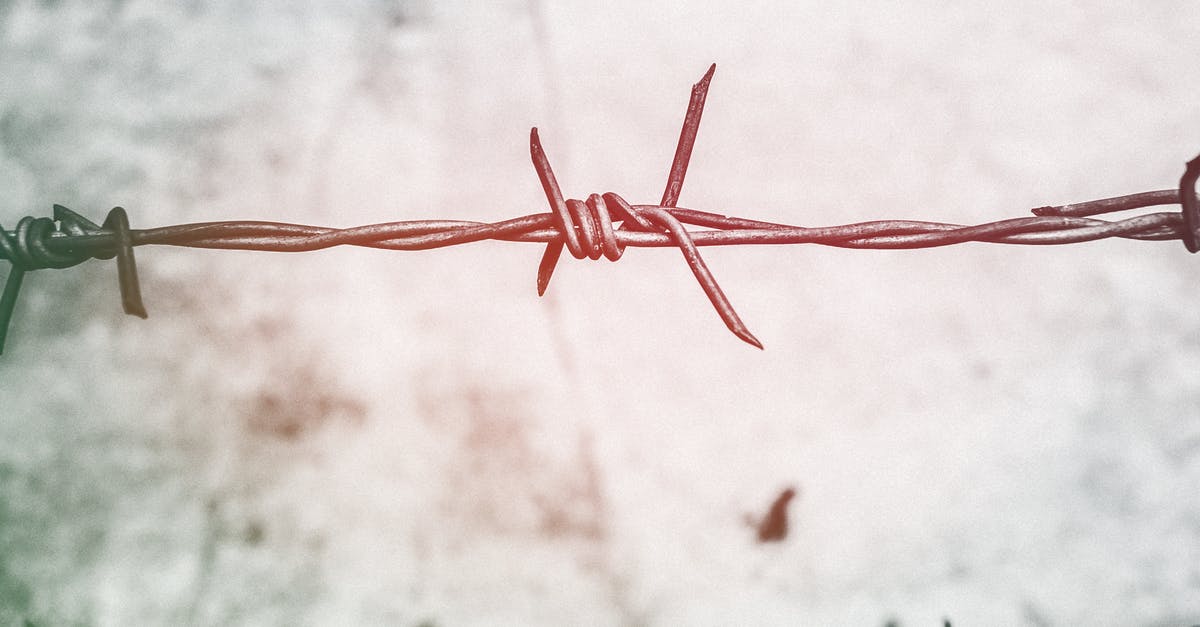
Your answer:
[2,65,1199,355]
[4,202,1185,252]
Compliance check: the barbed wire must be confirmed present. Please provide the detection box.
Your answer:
[2,64,1199,353]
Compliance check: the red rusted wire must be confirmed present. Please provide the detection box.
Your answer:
[2,65,1199,354]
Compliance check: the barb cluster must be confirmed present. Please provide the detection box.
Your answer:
[2,65,1199,354]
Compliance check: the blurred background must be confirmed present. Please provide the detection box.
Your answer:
[2,1,1200,625]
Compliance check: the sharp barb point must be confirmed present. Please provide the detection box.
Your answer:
[537,240,563,296]
[739,330,764,350]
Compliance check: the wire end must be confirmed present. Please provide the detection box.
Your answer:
[124,300,149,319]
[734,326,764,350]
[537,239,563,296]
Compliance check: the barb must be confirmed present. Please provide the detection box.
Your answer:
[2,65,1199,354]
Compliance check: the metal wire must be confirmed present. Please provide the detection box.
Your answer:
[2,65,1199,354]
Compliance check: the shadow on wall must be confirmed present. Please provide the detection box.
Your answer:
[414,368,606,541]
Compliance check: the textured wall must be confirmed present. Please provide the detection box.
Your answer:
[2,1,1199,625]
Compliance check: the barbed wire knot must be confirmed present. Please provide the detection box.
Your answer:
[0,205,145,353]
[526,64,762,348]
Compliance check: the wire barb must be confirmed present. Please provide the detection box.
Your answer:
[0,206,146,353]
[529,64,760,348]
[1,65,1198,355]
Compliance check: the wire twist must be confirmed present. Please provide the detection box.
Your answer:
[2,65,1199,355]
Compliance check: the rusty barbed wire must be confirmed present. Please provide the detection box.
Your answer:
[2,64,1199,353]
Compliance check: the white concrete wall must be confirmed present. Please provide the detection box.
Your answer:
[2,1,1200,625]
